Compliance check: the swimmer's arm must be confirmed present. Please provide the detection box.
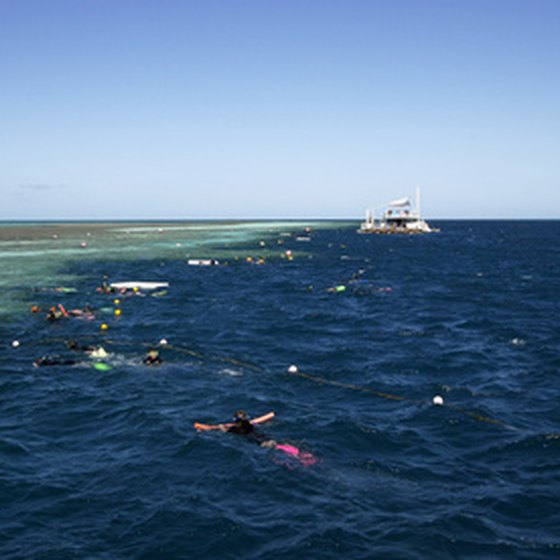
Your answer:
[250,412,275,425]
[193,412,275,432]
[193,422,234,431]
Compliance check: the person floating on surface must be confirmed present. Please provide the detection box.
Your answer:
[67,305,95,319]
[97,278,116,294]
[66,340,108,358]
[194,411,318,465]
[220,410,277,448]
[143,349,162,365]
[67,340,95,353]
[34,356,77,367]
[46,306,64,321]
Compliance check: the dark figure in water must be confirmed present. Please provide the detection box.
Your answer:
[97,278,117,294]
[67,305,95,318]
[34,356,77,367]
[143,349,162,365]
[67,340,95,353]
[195,411,318,466]
[221,410,277,448]
[46,307,64,321]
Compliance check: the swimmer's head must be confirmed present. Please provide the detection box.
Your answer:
[233,410,248,421]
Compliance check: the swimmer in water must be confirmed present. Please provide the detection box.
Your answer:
[67,305,95,318]
[143,349,162,365]
[46,307,64,321]
[34,356,77,367]
[96,278,116,294]
[220,410,277,448]
[67,340,95,353]
[196,411,318,465]
[66,340,108,358]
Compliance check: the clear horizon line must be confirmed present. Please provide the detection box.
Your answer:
[1,216,559,223]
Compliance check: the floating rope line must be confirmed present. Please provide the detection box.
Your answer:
[29,336,509,428]
[289,368,423,404]
[445,404,507,427]
[288,367,510,428]
[143,342,265,372]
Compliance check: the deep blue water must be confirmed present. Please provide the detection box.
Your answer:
[1,220,559,559]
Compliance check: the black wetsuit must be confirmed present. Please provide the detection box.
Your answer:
[143,355,162,365]
[67,341,95,353]
[227,419,269,445]
[34,356,76,367]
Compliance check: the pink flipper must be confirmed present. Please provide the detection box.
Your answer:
[275,444,299,456]
[275,444,318,467]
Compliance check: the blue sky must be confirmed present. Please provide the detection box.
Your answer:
[1,0,559,219]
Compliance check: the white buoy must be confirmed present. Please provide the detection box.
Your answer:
[288,364,298,374]
[159,338,168,346]
[433,395,444,406]
[11,340,20,348]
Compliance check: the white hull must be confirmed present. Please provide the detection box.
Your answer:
[359,187,437,234]
[110,281,169,290]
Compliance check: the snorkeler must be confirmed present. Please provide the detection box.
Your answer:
[34,356,77,367]
[220,410,277,448]
[67,340,95,353]
[45,306,64,321]
[96,277,118,294]
[66,340,107,358]
[143,349,162,365]
[67,305,95,319]
[194,411,318,465]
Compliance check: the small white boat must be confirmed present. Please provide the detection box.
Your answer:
[187,259,219,266]
[109,281,169,290]
[359,187,438,234]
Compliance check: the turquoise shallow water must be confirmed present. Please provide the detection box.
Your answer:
[0,220,323,316]
[1,220,559,558]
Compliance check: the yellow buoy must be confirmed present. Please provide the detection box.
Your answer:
[100,323,108,331]
[114,309,122,317]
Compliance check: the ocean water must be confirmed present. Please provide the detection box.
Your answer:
[0,220,559,559]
